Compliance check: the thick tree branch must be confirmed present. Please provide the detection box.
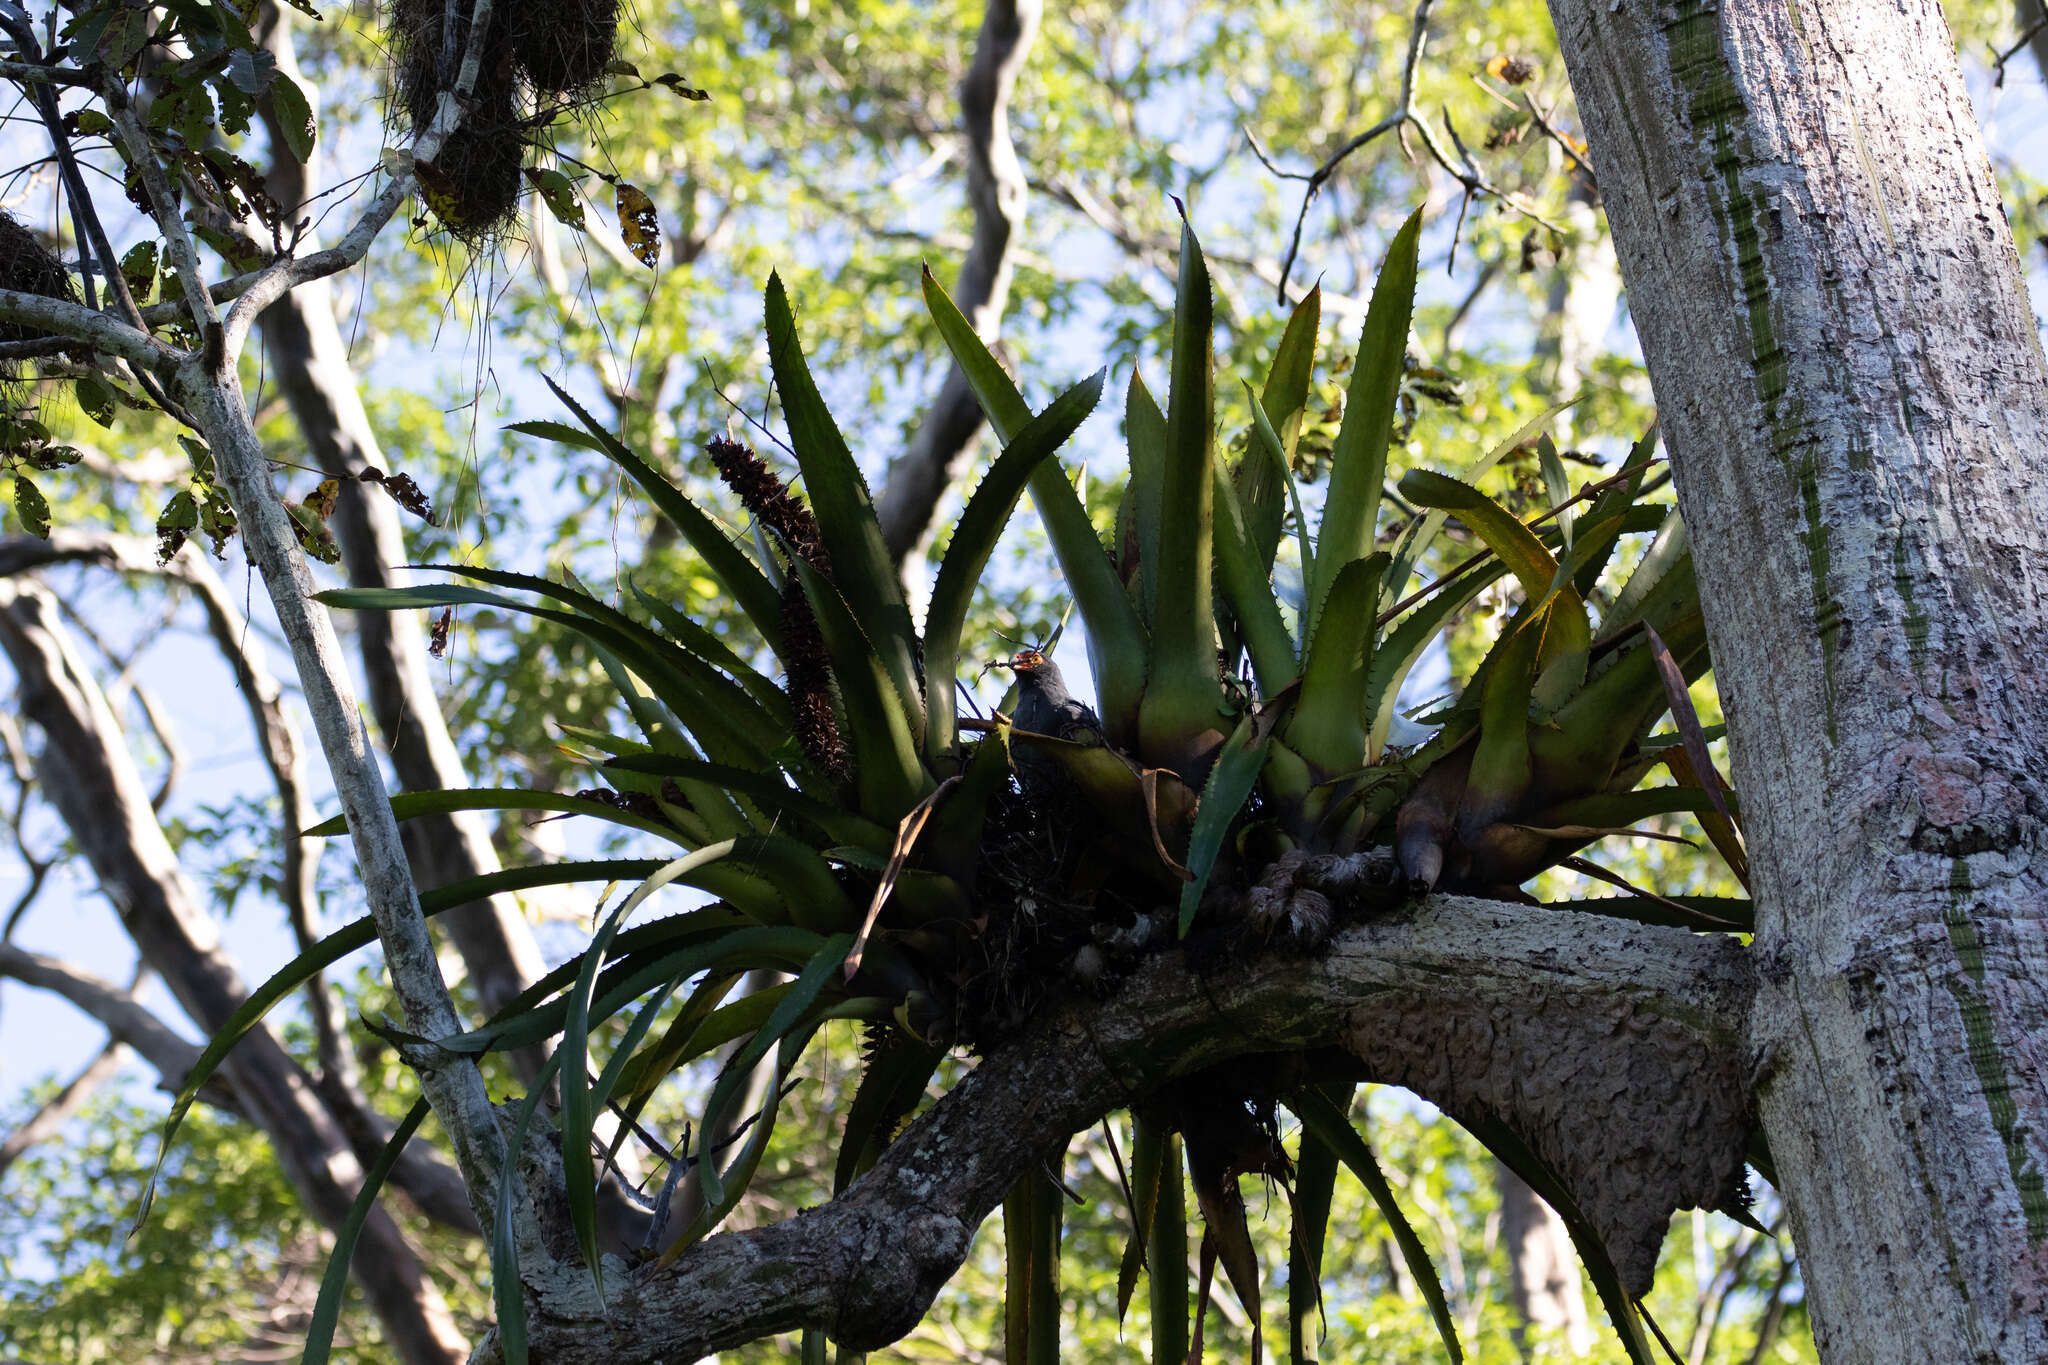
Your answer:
[485,897,1753,1362]
[874,0,1042,564]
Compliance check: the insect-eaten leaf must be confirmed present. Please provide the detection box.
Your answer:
[179,436,215,479]
[358,466,439,525]
[10,475,50,539]
[156,489,199,563]
[653,72,710,100]
[119,241,160,302]
[615,182,661,266]
[287,480,341,563]
[197,483,237,557]
[24,445,84,471]
[269,72,316,163]
[524,168,586,231]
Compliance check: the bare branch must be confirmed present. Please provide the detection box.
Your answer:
[0,286,168,368]
[256,9,548,1078]
[1269,0,1435,301]
[106,88,222,340]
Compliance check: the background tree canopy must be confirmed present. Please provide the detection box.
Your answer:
[0,0,2041,1360]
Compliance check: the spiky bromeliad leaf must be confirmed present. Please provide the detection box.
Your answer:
[922,265,1150,742]
[600,753,892,851]
[1571,424,1660,599]
[926,370,1107,762]
[1380,399,1575,602]
[1005,1160,1068,1365]
[1597,507,1690,641]
[318,580,790,791]
[1304,206,1423,636]
[303,1098,429,1365]
[1212,448,1298,698]
[1139,211,1225,776]
[1150,1123,1192,1364]
[560,845,740,1300]
[1457,604,1547,843]
[1285,552,1390,777]
[1365,559,1511,756]
[1121,368,1167,624]
[764,274,924,731]
[1289,1088,1465,1364]
[1243,382,1318,606]
[131,855,701,1226]
[528,378,785,652]
[677,934,851,1226]
[835,1029,947,1193]
[1178,702,1287,934]
[1456,1111,1662,1365]
[1287,1085,1348,1365]
[1116,1114,1164,1322]
[303,786,686,844]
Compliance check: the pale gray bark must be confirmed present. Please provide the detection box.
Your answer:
[1546,2,2048,1361]
[0,580,470,1365]
[475,896,1752,1362]
[875,0,1042,565]
[0,948,207,1098]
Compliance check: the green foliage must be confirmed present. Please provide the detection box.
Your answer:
[204,222,1744,1360]
[0,1084,490,1365]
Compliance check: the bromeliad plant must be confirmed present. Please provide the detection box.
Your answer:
[142,207,1750,1365]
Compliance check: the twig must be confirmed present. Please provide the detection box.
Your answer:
[1993,15,2048,88]
[1517,91,1597,192]
[1269,0,1435,302]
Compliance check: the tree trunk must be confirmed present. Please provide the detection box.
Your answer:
[1545,3,2048,1360]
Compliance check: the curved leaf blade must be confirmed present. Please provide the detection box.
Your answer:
[926,371,1106,760]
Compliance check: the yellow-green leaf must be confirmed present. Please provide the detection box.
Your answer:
[616,182,660,266]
